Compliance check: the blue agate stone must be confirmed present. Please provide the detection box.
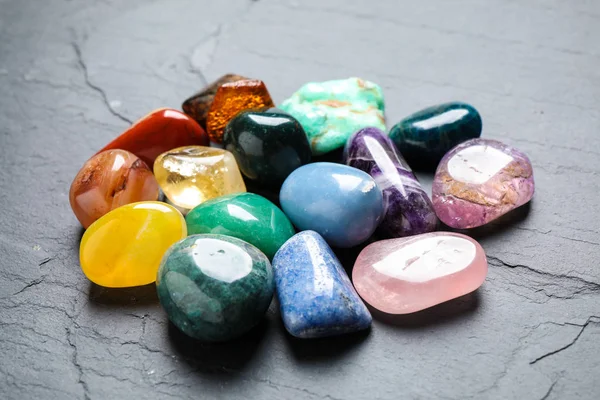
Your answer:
[272,231,372,338]
[389,102,482,169]
[279,162,383,248]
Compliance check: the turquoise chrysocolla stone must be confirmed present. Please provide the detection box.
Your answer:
[389,102,482,169]
[156,234,274,342]
[279,77,385,155]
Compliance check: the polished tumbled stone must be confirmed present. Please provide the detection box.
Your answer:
[344,127,438,238]
[432,138,534,228]
[157,234,274,342]
[223,108,311,187]
[153,146,246,213]
[389,102,482,169]
[186,193,295,259]
[279,162,383,248]
[273,231,371,338]
[279,77,385,155]
[69,149,159,228]
[182,74,248,130]
[353,232,487,314]
[80,202,187,288]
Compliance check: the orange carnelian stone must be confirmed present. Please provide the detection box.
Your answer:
[98,108,208,167]
[69,149,159,228]
[206,80,274,143]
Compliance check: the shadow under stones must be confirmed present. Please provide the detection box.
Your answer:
[88,282,158,306]
[368,290,481,328]
[167,317,269,375]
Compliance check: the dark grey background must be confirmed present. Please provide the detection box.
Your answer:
[1,0,599,399]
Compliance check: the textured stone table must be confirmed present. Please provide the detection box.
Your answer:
[1,1,599,399]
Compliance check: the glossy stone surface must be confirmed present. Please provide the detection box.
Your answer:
[206,80,275,143]
[186,193,295,259]
[432,138,535,228]
[389,102,482,169]
[156,234,274,342]
[182,74,248,130]
[223,108,312,187]
[353,232,487,314]
[279,77,386,155]
[98,108,209,167]
[272,231,371,338]
[279,162,383,248]
[80,202,187,288]
[344,127,438,238]
[69,149,159,228]
[153,146,246,213]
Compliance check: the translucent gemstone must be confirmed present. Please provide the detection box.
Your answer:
[98,108,208,167]
[153,146,246,213]
[344,127,438,238]
[273,231,372,338]
[206,80,274,143]
[157,234,274,342]
[80,202,187,288]
[432,138,535,228]
[69,149,159,228]
[353,232,488,314]
[182,74,248,130]
[279,77,385,155]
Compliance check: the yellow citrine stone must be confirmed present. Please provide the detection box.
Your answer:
[153,146,246,212]
[79,201,187,288]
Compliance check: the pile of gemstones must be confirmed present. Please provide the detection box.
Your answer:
[70,76,535,341]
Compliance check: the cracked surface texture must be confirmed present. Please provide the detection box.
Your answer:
[1,0,599,399]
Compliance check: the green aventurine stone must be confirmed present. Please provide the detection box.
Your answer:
[156,234,274,342]
[279,77,386,155]
[185,193,295,259]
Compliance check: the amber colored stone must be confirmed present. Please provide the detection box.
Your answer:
[182,74,248,130]
[98,108,209,167]
[69,150,159,228]
[206,80,274,143]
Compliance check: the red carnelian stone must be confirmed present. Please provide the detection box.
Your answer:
[98,108,209,167]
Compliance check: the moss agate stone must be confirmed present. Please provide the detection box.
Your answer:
[344,127,438,238]
[279,77,385,155]
[186,193,295,259]
[156,234,274,342]
[223,109,311,187]
[389,102,482,169]
[272,231,371,338]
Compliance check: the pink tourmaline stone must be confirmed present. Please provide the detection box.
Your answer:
[432,138,534,229]
[352,232,487,314]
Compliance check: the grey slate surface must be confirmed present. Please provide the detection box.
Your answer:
[1,0,599,399]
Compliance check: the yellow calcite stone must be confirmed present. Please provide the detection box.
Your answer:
[153,146,246,211]
[79,201,187,288]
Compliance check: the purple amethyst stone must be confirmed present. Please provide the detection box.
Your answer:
[344,127,438,238]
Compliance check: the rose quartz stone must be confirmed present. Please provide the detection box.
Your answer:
[352,232,487,314]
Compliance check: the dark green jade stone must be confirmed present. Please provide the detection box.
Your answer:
[389,102,482,169]
[156,234,274,342]
[186,192,295,259]
[223,108,312,187]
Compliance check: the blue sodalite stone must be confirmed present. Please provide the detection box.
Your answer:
[389,102,482,169]
[272,230,372,338]
[279,162,383,248]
